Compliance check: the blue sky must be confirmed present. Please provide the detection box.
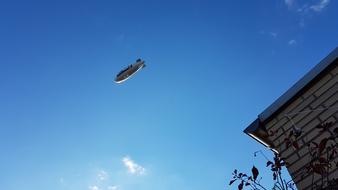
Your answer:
[0,0,337,190]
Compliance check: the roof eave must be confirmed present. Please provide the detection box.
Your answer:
[244,47,338,149]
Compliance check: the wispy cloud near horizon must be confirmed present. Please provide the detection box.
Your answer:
[107,185,120,190]
[269,32,278,38]
[284,0,295,9]
[288,39,297,45]
[122,156,146,175]
[97,170,108,181]
[286,0,331,13]
[283,0,331,29]
[310,0,330,12]
[89,185,100,190]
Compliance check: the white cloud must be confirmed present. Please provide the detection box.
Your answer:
[287,0,330,13]
[59,177,65,184]
[269,32,278,38]
[284,0,295,8]
[299,18,305,27]
[283,0,330,30]
[288,39,297,45]
[258,30,278,39]
[122,156,146,175]
[116,33,125,41]
[107,185,120,190]
[97,170,108,181]
[310,0,330,12]
[89,185,100,190]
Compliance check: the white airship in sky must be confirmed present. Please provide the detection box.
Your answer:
[114,59,146,84]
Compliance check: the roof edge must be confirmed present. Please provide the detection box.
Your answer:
[259,47,338,122]
[244,47,338,150]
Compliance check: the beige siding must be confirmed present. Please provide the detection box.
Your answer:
[264,64,338,189]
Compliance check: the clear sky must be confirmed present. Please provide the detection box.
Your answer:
[0,0,337,190]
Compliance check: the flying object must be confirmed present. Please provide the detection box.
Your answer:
[114,59,146,84]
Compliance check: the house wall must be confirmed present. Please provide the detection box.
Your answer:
[264,62,337,189]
